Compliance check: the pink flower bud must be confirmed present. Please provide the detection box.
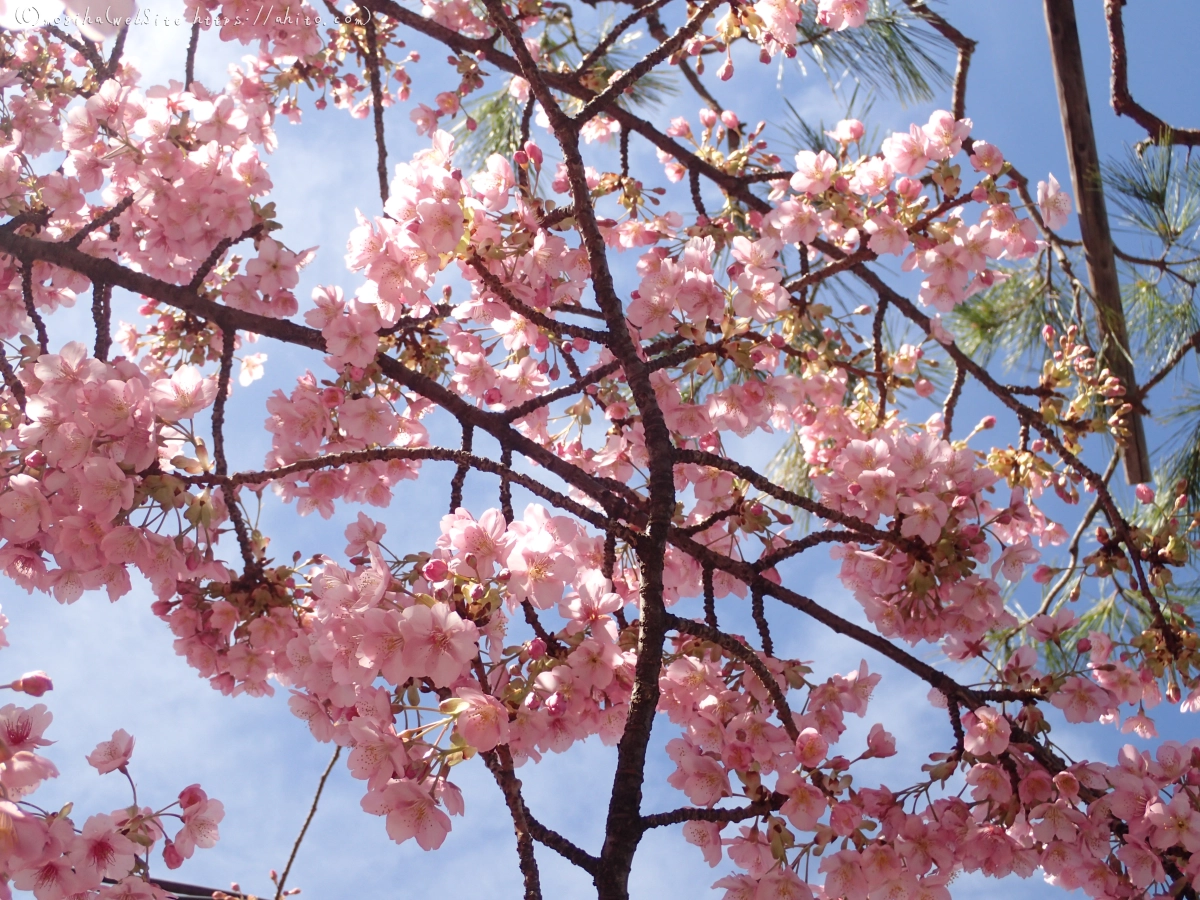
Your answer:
[794,728,828,767]
[1032,565,1053,584]
[422,558,449,581]
[528,637,547,660]
[719,110,739,129]
[980,415,996,429]
[895,177,922,201]
[513,150,528,167]
[10,671,52,696]
[827,118,863,144]
[1134,483,1155,504]
[914,377,935,398]
[163,841,184,870]
[179,784,207,807]
[523,141,543,165]
[1076,638,1092,652]
[699,108,718,128]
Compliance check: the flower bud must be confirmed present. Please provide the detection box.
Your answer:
[10,671,52,697]
[422,558,449,581]
[895,177,922,201]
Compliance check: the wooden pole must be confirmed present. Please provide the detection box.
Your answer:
[1043,0,1151,484]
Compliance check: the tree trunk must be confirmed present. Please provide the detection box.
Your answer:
[1043,0,1151,484]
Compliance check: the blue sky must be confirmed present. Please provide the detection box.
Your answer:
[5,1,1200,898]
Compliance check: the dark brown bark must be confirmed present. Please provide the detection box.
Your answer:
[1104,0,1200,147]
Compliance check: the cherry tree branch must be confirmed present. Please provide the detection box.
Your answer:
[854,261,1180,656]
[900,0,975,122]
[185,21,200,88]
[575,0,722,125]
[666,613,798,742]
[482,746,546,899]
[21,257,48,355]
[364,14,390,205]
[640,794,784,829]
[66,194,134,249]
[1137,325,1200,399]
[273,746,342,900]
[1104,0,1200,146]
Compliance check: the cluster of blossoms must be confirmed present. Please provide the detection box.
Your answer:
[819,428,1056,651]
[0,341,235,604]
[0,33,318,332]
[0,611,223,899]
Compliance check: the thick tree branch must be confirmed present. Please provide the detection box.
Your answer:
[1044,0,1150,484]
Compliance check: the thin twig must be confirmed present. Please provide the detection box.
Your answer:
[365,14,390,205]
[68,195,134,249]
[1038,449,1119,614]
[666,613,796,741]
[21,259,47,355]
[449,423,473,512]
[482,746,545,899]
[942,362,966,439]
[92,281,112,362]
[274,746,342,900]
[702,563,716,628]
[185,22,200,88]
[104,22,129,79]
